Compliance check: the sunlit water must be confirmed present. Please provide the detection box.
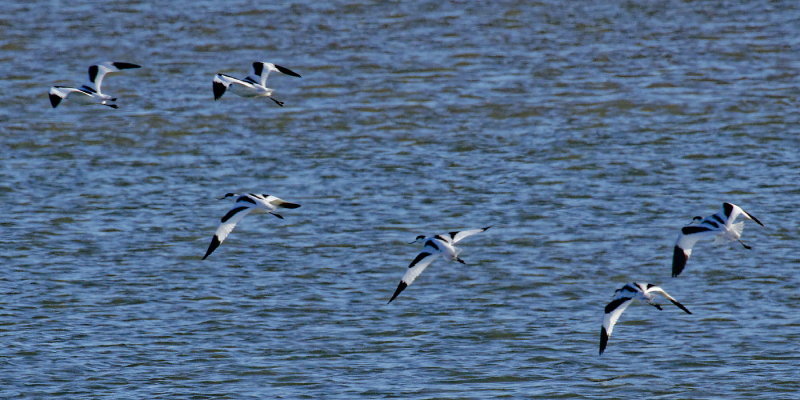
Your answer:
[1,1,799,398]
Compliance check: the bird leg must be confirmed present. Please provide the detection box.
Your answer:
[269,212,284,219]
[738,239,752,250]
[456,257,466,264]
[269,97,285,107]
[649,303,663,311]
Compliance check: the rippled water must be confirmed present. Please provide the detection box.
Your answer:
[2,0,799,398]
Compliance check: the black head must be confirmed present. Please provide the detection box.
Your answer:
[409,234,426,244]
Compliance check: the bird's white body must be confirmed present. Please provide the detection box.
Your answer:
[388,226,491,303]
[424,236,461,261]
[202,193,300,260]
[212,62,301,106]
[672,202,764,277]
[214,74,274,98]
[600,282,692,355]
[49,61,141,108]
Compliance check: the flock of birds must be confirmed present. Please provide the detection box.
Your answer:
[48,61,301,109]
[48,61,766,356]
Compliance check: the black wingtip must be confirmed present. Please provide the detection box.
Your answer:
[671,299,692,315]
[483,226,492,231]
[388,281,408,303]
[112,62,141,70]
[274,64,302,78]
[671,246,687,277]
[279,202,301,209]
[213,80,226,100]
[202,235,221,260]
[747,212,765,227]
[49,93,61,108]
[599,327,608,355]
[107,104,119,109]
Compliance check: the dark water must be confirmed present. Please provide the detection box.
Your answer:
[2,0,799,398]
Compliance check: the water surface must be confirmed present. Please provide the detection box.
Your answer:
[1,0,799,398]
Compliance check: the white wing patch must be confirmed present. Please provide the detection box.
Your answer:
[400,252,437,286]
[86,61,140,94]
[214,205,255,244]
[449,226,491,244]
[675,230,714,254]
[603,297,634,338]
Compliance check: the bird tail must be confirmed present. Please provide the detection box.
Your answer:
[714,221,745,245]
[730,221,745,237]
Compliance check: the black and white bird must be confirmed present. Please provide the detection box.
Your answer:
[202,193,301,260]
[672,202,764,277]
[387,226,491,303]
[49,62,141,108]
[600,282,692,355]
[212,61,301,106]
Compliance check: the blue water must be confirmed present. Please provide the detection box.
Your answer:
[1,0,799,398]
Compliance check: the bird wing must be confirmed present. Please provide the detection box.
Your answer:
[87,61,140,94]
[272,63,302,78]
[387,250,438,303]
[48,86,89,107]
[265,195,301,209]
[252,62,302,87]
[251,62,272,87]
[723,202,764,227]
[448,226,491,244]
[672,226,718,277]
[600,295,635,355]
[202,204,256,260]
[212,74,248,100]
[647,285,692,314]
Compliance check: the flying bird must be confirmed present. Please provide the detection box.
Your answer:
[202,193,300,260]
[388,226,491,303]
[672,202,764,277]
[49,61,141,108]
[212,61,301,106]
[600,282,692,355]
